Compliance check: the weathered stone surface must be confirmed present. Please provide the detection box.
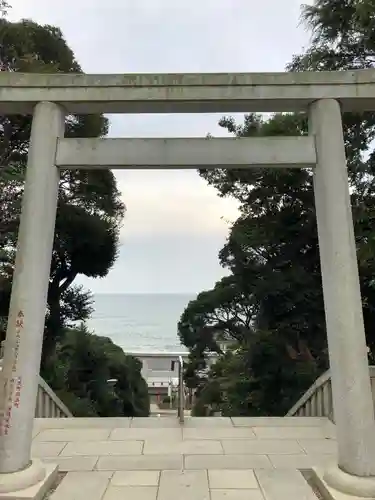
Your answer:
[208,470,258,489]
[210,491,264,500]
[183,417,233,428]
[131,418,180,428]
[143,439,223,455]
[42,456,99,472]
[298,438,337,454]
[2,70,375,115]
[2,463,58,500]
[252,426,326,440]
[255,469,317,500]
[33,418,131,430]
[103,486,157,500]
[96,454,183,471]
[221,439,303,455]
[61,440,143,456]
[268,453,334,469]
[184,454,272,470]
[35,428,111,442]
[110,427,182,441]
[25,416,336,499]
[111,470,160,487]
[50,471,111,500]
[183,427,256,440]
[31,441,67,458]
[231,417,330,427]
[157,470,209,500]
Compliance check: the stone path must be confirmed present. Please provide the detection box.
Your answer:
[31,416,336,499]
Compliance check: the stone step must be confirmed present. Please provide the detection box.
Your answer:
[50,468,320,500]
[255,469,319,500]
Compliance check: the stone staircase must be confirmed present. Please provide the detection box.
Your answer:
[32,415,336,499]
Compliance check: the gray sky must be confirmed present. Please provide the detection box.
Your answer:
[10,0,310,294]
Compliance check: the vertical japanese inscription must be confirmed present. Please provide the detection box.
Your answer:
[12,310,23,372]
[1,311,24,435]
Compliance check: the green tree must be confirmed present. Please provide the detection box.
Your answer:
[48,325,149,417]
[178,275,258,389]
[179,275,258,349]
[200,28,375,364]
[193,333,318,417]
[0,16,136,417]
[0,18,125,366]
[182,0,375,416]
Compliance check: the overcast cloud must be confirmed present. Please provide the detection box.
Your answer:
[9,0,310,293]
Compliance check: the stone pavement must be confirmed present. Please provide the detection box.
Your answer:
[32,416,336,499]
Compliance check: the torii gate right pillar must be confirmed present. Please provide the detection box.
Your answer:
[310,98,375,497]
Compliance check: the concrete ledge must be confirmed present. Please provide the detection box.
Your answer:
[55,137,317,170]
[313,466,375,499]
[1,70,375,114]
[0,462,57,500]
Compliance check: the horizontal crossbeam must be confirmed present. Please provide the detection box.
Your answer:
[0,70,375,114]
[55,137,316,170]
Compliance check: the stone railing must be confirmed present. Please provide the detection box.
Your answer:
[287,366,375,421]
[34,376,72,418]
[0,357,72,418]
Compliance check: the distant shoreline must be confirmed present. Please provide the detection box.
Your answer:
[86,293,192,352]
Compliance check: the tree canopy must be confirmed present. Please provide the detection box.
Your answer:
[0,17,125,357]
[178,0,375,417]
[0,13,149,417]
[47,325,149,417]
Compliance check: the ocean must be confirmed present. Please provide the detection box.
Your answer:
[86,293,194,353]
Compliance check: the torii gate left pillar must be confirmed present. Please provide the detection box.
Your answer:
[0,102,64,497]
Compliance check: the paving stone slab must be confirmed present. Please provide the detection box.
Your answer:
[110,427,182,441]
[35,428,111,442]
[131,417,181,428]
[96,454,183,471]
[42,455,99,471]
[184,454,272,470]
[222,439,303,455]
[210,491,265,500]
[298,438,337,454]
[50,471,111,500]
[208,470,259,489]
[252,426,326,440]
[268,453,334,469]
[111,470,160,486]
[255,468,317,500]
[231,417,329,427]
[33,417,131,429]
[183,427,256,440]
[103,486,157,500]
[31,441,67,458]
[158,470,210,500]
[61,439,143,456]
[183,417,233,427]
[143,439,223,455]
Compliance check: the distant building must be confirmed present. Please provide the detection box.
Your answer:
[127,350,220,398]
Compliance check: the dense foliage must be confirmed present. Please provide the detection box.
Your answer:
[47,325,149,417]
[0,13,149,417]
[179,0,375,417]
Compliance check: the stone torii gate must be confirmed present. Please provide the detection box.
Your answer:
[1,70,375,498]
